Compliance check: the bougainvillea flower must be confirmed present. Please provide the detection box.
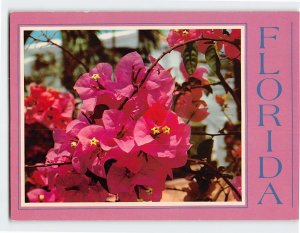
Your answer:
[111,149,146,174]
[117,55,175,119]
[175,89,209,122]
[143,69,175,108]
[215,94,228,107]
[216,41,240,60]
[24,84,75,130]
[196,29,241,58]
[72,125,113,177]
[167,29,240,59]
[167,29,219,54]
[74,63,116,112]
[101,109,135,153]
[26,166,50,187]
[27,44,214,202]
[53,171,108,202]
[27,188,56,202]
[46,149,72,165]
[134,102,191,168]
[114,52,145,97]
[52,119,88,153]
[107,156,168,202]
[29,84,47,99]
[114,52,175,109]
[74,52,175,119]
[167,29,203,52]
[214,29,241,60]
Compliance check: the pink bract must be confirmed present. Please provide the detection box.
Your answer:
[134,102,191,168]
[24,84,75,130]
[167,29,241,59]
[54,171,108,202]
[27,188,56,202]
[175,89,209,123]
[107,156,168,202]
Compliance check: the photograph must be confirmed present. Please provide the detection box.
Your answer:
[22,27,243,204]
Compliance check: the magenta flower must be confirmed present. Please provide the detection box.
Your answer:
[52,119,88,153]
[25,84,75,130]
[167,29,218,53]
[114,52,175,115]
[27,188,56,202]
[167,29,203,52]
[74,63,116,112]
[101,109,135,153]
[54,171,108,202]
[26,167,49,187]
[175,88,209,123]
[167,29,240,59]
[215,29,241,60]
[107,156,168,202]
[72,125,108,176]
[114,51,145,97]
[134,102,191,168]
[46,148,72,165]
[74,52,175,120]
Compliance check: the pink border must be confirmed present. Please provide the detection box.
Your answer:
[10,12,299,220]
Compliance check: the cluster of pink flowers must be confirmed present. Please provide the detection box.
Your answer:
[26,29,242,203]
[25,84,75,130]
[167,29,241,60]
[27,52,192,202]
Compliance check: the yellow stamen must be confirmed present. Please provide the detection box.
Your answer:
[151,126,160,135]
[137,198,144,202]
[39,194,45,201]
[91,73,100,81]
[90,137,99,146]
[162,125,171,134]
[70,141,78,148]
[145,187,153,195]
[182,30,189,36]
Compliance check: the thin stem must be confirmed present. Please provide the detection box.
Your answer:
[186,110,197,124]
[213,180,230,202]
[165,187,186,192]
[190,81,222,89]
[29,34,89,72]
[81,111,93,124]
[204,162,241,200]
[221,108,233,125]
[215,71,241,109]
[25,162,72,168]
[191,128,241,137]
[202,36,241,51]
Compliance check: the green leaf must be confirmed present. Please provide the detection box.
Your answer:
[205,45,221,74]
[182,42,198,76]
[194,138,214,161]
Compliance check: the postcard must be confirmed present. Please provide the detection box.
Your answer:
[9,12,299,220]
